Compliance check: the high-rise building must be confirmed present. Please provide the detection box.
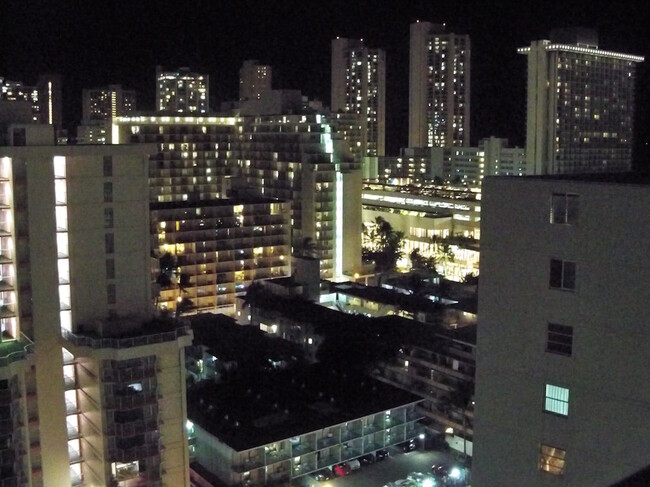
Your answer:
[518,28,644,175]
[409,21,470,148]
[331,37,386,157]
[474,174,650,485]
[0,120,192,486]
[0,77,40,122]
[82,84,136,121]
[112,111,362,301]
[78,85,137,144]
[239,60,272,101]
[156,66,209,114]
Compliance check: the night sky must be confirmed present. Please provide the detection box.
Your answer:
[2,0,649,163]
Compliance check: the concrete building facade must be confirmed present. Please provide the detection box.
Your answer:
[331,38,386,157]
[239,60,272,102]
[518,29,644,175]
[474,174,650,485]
[156,67,209,114]
[0,124,192,486]
[409,21,470,148]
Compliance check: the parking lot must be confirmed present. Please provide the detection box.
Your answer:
[303,446,469,487]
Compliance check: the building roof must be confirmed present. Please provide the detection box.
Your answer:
[187,363,423,452]
[492,172,650,186]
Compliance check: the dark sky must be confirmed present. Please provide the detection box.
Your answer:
[2,0,649,162]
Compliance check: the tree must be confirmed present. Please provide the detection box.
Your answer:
[410,248,437,272]
[362,217,404,272]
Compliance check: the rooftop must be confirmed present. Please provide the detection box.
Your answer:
[187,363,422,451]
[492,172,650,186]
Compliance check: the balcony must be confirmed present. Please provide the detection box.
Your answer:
[316,436,338,450]
[62,324,191,350]
[0,333,34,368]
[232,457,264,473]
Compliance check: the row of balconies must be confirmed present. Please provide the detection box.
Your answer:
[61,325,190,352]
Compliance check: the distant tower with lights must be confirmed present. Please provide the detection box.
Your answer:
[239,60,272,101]
[409,21,471,148]
[82,84,136,121]
[519,28,644,175]
[156,66,209,114]
[331,37,386,157]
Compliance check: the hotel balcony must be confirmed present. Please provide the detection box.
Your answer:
[0,333,34,368]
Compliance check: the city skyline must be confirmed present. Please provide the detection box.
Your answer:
[2,0,649,162]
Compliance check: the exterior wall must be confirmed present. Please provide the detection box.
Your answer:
[152,199,291,315]
[156,67,209,114]
[409,22,470,148]
[239,60,272,102]
[331,38,386,157]
[113,115,362,280]
[521,41,642,175]
[191,402,422,486]
[474,177,650,486]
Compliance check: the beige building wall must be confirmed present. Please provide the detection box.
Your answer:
[474,176,650,485]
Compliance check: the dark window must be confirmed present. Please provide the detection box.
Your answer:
[106,259,115,280]
[103,156,112,177]
[550,193,579,224]
[547,323,573,356]
[104,208,114,228]
[104,182,113,203]
[550,259,576,290]
[105,233,114,254]
[13,128,26,146]
[107,283,116,305]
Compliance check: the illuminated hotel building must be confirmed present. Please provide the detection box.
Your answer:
[1,78,40,122]
[368,137,525,188]
[78,85,136,144]
[331,38,386,157]
[0,122,192,486]
[409,21,470,148]
[474,174,650,485]
[239,60,272,101]
[112,113,362,292]
[519,29,644,175]
[156,66,209,114]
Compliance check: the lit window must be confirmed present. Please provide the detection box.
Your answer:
[544,384,569,416]
[539,444,566,475]
[550,193,578,224]
[549,259,576,290]
[547,323,573,356]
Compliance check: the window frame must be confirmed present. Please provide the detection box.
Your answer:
[549,259,576,291]
[550,192,579,225]
[544,384,569,416]
[546,323,573,356]
[539,443,566,476]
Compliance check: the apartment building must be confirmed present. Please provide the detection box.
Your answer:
[331,38,386,156]
[78,85,137,145]
[409,21,470,148]
[474,174,650,485]
[239,60,272,102]
[0,122,192,486]
[519,28,644,175]
[112,113,362,283]
[156,66,209,114]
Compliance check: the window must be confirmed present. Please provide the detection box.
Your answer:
[544,384,569,416]
[550,193,578,224]
[547,323,573,356]
[106,259,115,280]
[104,182,113,203]
[539,444,566,475]
[549,259,576,290]
[105,233,114,254]
[104,208,114,228]
[13,128,26,146]
[103,156,113,177]
[107,283,116,305]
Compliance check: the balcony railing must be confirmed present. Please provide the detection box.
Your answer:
[0,333,34,367]
[62,325,190,350]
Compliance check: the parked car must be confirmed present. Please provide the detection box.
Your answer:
[399,439,417,452]
[359,453,376,465]
[333,463,351,477]
[432,463,450,479]
[347,458,361,471]
[375,449,390,461]
[313,468,333,481]
[407,471,435,484]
